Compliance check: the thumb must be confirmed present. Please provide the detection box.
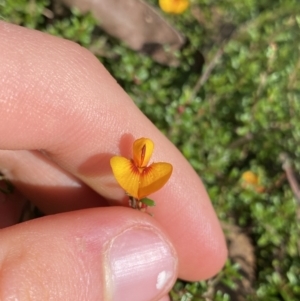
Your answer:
[0,207,178,301]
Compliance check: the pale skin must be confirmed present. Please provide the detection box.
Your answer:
[0,21,227,300]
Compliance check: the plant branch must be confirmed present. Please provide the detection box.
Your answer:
[279,153,300,204]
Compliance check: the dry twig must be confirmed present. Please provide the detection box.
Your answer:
[279,152,300,204]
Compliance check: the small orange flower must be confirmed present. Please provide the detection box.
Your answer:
[242,171,259,186]
[110,138,173,200]
[241,171,265,193]
[159,0,189,14]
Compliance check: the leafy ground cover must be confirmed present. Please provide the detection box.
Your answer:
[1,0,300,299]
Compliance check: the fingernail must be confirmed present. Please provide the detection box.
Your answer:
[105,226,177,301]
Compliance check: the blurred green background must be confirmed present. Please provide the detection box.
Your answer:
[1,0,300,299]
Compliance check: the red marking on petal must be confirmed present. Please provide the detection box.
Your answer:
[130,159,140,175]
[141,144,146,166]
[141,165,153,176]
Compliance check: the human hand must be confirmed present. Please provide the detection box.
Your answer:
[0,21,227,301]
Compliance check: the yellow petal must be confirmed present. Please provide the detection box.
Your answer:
[133,138,154,168]
[138,162,173,199]
[241,171,259,185]
[110,156,140,199]
[159,0,189,14]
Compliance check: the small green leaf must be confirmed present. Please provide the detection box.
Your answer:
[140,198,156,207]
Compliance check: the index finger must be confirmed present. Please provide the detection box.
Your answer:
[0,21,227,280]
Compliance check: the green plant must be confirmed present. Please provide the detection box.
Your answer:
[3,0,300,299]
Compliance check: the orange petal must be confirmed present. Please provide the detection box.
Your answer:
[138,162,173,199]
[159,0,189,14]
[110,156,140,199]
[241,171,259,185]
[133,138,154,168]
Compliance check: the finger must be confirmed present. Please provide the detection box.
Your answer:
[0,21,227,280]
[158,295,171,301]
[0,150,108,214]
[0,208,177,301]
